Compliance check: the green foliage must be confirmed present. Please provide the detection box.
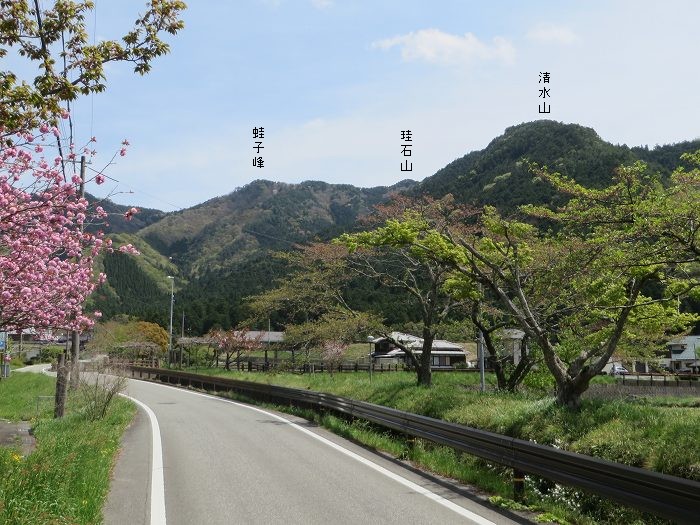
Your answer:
[92,121,700,337]
[92,250,170,324]
[86,317,167,357]
[40,345,64,363]
[416,120,699,213]
[0,0,186,133]
[488,496,531,512]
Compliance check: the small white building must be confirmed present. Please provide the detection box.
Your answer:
[662,336,700,372]
[369,332,469,368]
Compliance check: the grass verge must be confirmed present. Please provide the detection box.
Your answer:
[0,372,136,525]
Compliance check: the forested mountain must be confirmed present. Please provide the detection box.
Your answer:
[94,179,416,331]
[416,120,700,211]
[85,193,166,234]
[88,233,178,327]
[138,178,415,277]
[94,120,700,332]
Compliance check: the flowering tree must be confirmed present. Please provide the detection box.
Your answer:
[209,328,264,371]
[0,130,137,332]
[321,340,347,376]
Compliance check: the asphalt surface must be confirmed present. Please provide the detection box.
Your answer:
[106,377,525,525]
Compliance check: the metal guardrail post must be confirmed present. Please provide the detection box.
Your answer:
[513,469,525,502]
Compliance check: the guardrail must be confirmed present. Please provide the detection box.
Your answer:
[126,366,699,524]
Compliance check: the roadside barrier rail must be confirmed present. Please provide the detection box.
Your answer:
[126,366,699,524]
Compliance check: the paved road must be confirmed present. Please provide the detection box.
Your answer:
[107,378,525,525]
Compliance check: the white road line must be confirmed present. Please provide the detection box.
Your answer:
[134,380,495,525]
[120,393,167,525]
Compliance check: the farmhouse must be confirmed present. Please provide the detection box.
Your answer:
[369,332,469,368]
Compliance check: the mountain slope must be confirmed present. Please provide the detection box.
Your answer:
[85,193,165,235]
[95,120,700,332]
[417,120,700,211]
[138,178,415,277]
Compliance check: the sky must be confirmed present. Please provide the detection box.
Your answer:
[24,0,700,211]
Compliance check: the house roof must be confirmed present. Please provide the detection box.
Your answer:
[374,347,468,358]
[371,332,466,354]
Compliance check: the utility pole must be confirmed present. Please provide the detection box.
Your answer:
[167,276,174,366]
[478,328,485,393]
[68,155,86,392]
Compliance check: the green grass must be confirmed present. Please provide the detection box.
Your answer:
[0,372,56,421]
[0,373,136,524]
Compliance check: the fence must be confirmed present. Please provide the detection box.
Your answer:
[618,373,700,388]
[126,366,698,524]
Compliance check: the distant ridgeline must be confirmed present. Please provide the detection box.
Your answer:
[91,120,700,333]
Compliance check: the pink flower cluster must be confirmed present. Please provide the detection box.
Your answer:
[0,128,139,331]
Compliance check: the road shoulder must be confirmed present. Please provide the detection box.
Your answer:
[103,402,151,525]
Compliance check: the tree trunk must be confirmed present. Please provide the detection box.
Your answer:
[54,353,68,418]
[505,336,533,392]
[491,360,508,390]
[69,330,80,390]
[417,359,431,386]
[554,373,592,409]
[417,330,434,387]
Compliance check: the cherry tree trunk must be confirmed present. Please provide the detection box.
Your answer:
[54,354,68,418]
[69,330,80,390]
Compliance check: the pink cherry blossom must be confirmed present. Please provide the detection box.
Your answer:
[0,128,139,332]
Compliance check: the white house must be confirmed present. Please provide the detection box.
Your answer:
[662,335,700,372]
[369,332,469,368]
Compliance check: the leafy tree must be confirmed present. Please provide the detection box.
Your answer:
[245,243,382,364]
[469,298,534,392]
[86,317,167,360]
[0,0,186,133]
[337,198,468,387]
[136,321,168,353]
[401,158,699,407]
[0,0,184,416]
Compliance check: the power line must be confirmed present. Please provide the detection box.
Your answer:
[242,229,301,247]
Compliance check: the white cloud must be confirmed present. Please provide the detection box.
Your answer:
[310,0,333,9]
[526,24,579,45]
[372,28,515,66]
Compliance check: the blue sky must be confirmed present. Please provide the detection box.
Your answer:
[42,0,700,211]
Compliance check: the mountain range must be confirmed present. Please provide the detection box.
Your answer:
[90,120,700,334]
